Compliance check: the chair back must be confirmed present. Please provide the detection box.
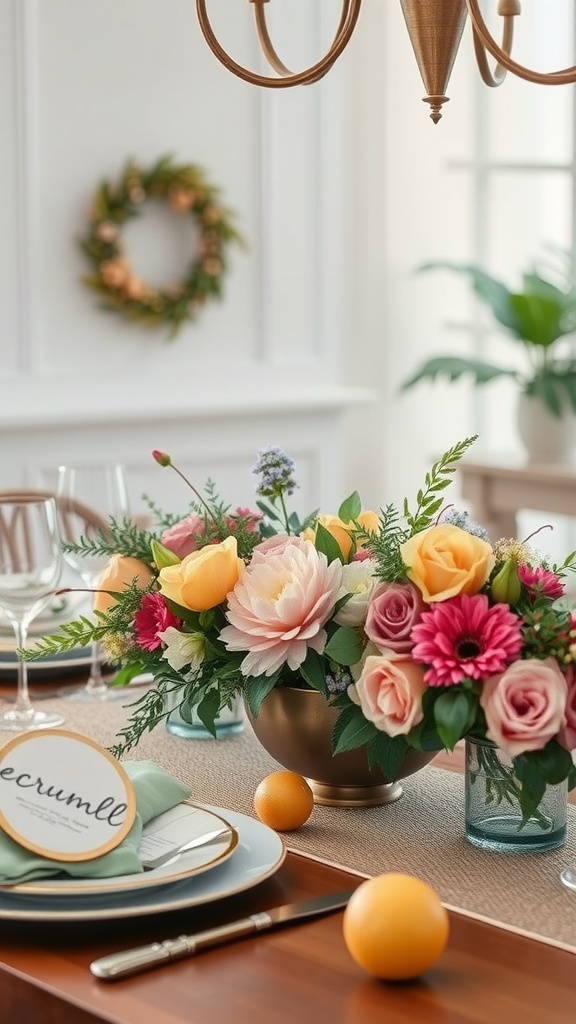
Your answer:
[0,490,109,572]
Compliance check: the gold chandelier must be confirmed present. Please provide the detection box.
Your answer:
[195,0,576,123]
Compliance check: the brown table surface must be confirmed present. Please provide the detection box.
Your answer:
[1,848,575,1024]
[1,675,576,1023]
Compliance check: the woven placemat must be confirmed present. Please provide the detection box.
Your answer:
[2,690,576,948]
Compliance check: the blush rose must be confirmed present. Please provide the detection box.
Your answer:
[350,654,426,737]
[364,581,427,654]
[480,657,568,758]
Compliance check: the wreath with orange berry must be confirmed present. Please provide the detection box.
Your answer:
[80,155,243,339]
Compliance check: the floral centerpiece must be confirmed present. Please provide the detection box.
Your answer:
[27,437,576,826]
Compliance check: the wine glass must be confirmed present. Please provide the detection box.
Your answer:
[0,497,65,731]
[56,463,130,701]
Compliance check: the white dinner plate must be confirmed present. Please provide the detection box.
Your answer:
[0,806,285,921]
[3,803,238,897]
[0,644,97,679]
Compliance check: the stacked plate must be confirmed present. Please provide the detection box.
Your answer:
[0,801,286,922]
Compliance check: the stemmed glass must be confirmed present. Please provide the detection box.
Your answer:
[57,463,130,701]
[0,497,65,731]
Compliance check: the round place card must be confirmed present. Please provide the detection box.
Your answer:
[0,730,136,862]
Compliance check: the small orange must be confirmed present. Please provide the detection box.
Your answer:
[253,770,314,831]
[343,872,449,980]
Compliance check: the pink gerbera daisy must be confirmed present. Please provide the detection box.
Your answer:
[134,593,181,652]
[410,593,523,687]
[517,564,565,600]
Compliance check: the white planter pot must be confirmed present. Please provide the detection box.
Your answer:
[517,392,576,464]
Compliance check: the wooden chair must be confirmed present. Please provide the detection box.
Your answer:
[0,490,109,572]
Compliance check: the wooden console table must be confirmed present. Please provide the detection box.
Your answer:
[458,458,576,541]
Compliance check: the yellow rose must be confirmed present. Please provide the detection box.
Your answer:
[93,555,154,614]
[399,524,494,603]
[158,536,244,612]
[302,510,380,561]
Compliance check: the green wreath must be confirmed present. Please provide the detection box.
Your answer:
[80,155,243,339]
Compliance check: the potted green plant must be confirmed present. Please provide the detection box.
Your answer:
[401,254,576,462]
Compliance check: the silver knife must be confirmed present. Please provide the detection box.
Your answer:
[90,888,356,980]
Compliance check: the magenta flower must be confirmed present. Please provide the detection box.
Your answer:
[134,593,181,652]
[517,564,565,600]
[410,593,523,687]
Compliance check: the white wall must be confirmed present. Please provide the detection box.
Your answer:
[0,0,373,520]
[1,0,574,532]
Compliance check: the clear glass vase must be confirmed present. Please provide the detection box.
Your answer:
[465,736,567,853]
[165,692,244,740]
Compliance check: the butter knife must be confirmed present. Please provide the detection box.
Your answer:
[90,887,356,980]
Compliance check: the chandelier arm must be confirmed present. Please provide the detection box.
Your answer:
[466,0,576,85]
[195,0,362,88]
[472,14,513,87]
[253,0,354,80]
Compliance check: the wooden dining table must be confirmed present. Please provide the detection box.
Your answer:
[0,676,575,1023]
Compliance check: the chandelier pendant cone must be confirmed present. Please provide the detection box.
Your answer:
[399,0,468,123]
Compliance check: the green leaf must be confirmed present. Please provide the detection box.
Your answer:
[243,672,280,718]
[324,626,364,666]
[314,521,344,564]
[433,689,477,750]
[332,706,376,754]
[523,742,574,786]
[401,356,518,391]
[338,492,362,523]
[193,689,221,738]
[367,732,409,782]
[512,755,548,826]
[299,649,329,695]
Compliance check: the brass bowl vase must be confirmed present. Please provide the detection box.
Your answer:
[245,686,436,807]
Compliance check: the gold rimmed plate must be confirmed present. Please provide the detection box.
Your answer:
[2,803,238,898]
[0,806,286,921]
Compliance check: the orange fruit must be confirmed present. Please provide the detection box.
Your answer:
[253,770,314,831]
[343,872,449,980]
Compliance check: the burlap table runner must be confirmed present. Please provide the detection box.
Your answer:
[2,689,576,950]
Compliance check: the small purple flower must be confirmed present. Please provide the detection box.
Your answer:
[253,445,298,499]
[325,667,353,694]
[439,507,489,542]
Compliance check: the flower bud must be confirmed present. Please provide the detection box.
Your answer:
[151,538,181,569]
[490,558,521,605]
[152,450,171,467]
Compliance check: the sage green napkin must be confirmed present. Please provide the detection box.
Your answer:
[0,760,191,886]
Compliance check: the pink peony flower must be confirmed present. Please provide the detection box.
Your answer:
[220,536,342,677]
[134,593,181,652]
[350,655,426,737]
[558,664,576,752]
[161,514,205,559]
[480,657,567,758]
[411,593,523,686]
[517,564,565,600]
[364,581,427,655]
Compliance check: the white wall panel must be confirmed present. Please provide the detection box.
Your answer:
[0,0,373,509]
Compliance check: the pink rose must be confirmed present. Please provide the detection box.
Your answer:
[351,654,426,737]
[480,657,568,758]
[364,582,427,654]
[161,514,205,559]
[558,665,576,752]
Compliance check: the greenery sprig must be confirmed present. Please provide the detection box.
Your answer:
[367,434,478,582]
